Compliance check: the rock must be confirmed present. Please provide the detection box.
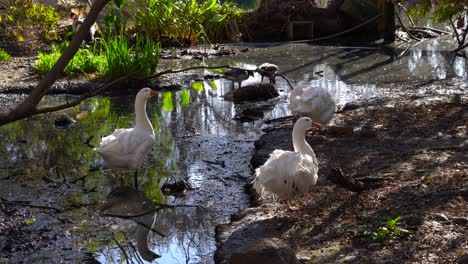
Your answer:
[224,83,279,102]
[458,254,468,264]
[452,217,468,226]
[430,213,449,222]
[228,238,298,264]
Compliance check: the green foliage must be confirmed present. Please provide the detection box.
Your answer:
[352,216,413,241]
[0,0,60,42]
[402,0,467,24]
[32,42,107,76]
[0,48,10,61]
[162,91,174,111]
[180,88,190,107]
[133,0,244,44]
[102,34,160,79]
[191,81,204,91]
[207,80,217,90]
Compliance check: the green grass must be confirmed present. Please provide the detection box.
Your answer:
[352,216,413,241]
[0,49,11,61]
[103,34,160,79]
[133,0,244,44]
[33,42,107,76]
[33,35,160,79]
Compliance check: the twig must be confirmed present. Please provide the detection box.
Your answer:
[395,33,410,42]
[0,201,62,212]
[397,3,415,27]
[453,41,468,53]
[275,73,294,90]
[450,18,463,45]
[104,212,167,237]
[121,232,145,264]
[417,26,451,35]
[202,159,225,167]
[113,237,130,264]
[395,11,421,41]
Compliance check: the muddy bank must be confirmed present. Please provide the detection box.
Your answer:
[215,91,468,263]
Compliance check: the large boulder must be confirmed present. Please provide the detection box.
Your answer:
[228,238,299,264]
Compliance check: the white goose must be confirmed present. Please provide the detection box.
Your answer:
[253,117,318,201]
[289,85,336,127]
[95,88,157,186]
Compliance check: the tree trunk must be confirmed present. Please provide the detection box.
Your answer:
[380,1,395,43]
[0,0,110,126]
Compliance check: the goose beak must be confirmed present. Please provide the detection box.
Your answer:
[150,90,158,97]
[312,122,321,129]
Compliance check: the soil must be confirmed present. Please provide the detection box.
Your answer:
[216,92,468,263]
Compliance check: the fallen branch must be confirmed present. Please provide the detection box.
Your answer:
[0,201,62,212]
[328,167,365,192]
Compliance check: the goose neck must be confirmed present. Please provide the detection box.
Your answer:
[134,97,153,132]
[292,127,314,158]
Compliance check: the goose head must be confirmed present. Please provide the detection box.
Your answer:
[293,117,313,132]
[137,87,158,100]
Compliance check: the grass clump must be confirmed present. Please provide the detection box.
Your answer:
[352,216,413,241]
[102,34,160,79]
[33,34,160,79]
[33,42,107,76]
[133,0,244,44]
[0,49,11,61]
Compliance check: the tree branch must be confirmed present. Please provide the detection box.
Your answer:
[0,0,110,126]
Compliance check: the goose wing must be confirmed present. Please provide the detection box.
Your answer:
[96,128,155,156]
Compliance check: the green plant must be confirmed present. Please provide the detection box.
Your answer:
[133,0,244,44]
[352,216,413,241]
[0,49,11,61]
[102,34,160,79]
[400,0,467,24]
[0,0,60,42]
[33,41,107,76]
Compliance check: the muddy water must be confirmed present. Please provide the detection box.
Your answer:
[0,39,466,264]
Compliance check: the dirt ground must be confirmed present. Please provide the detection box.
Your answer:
[217,91,468,263]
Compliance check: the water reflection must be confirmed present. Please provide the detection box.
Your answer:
[1,40,466,263]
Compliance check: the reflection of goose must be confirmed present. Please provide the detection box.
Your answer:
[289,85,336,127]
[257,63,278,84]
[253,117,318,200]
[95,88,157,187]
[222,68,254,88]
[102,187,161,262]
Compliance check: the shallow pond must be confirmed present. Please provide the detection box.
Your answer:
[0,38,466,263]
